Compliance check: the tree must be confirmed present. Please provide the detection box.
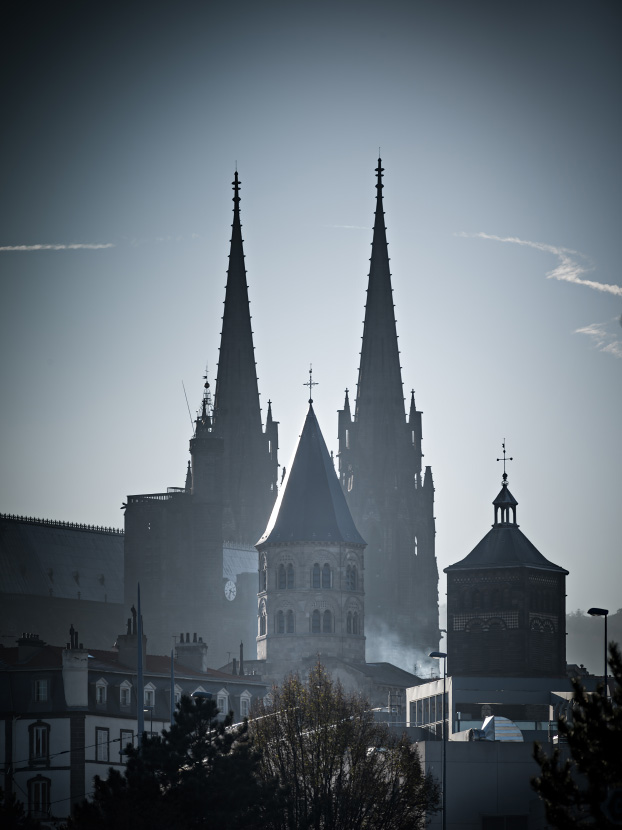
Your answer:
[68,695,282,830]
[532,642,622,829]
[250,663,439,830]
[0,786,43,829]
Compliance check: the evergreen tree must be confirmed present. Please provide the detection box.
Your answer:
[532,643,622,828]
[68,695,281,830]
[0,786,43,829]
[251,663,439,830]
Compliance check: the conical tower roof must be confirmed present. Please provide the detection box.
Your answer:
[258,404,366,547]
[354,158,405,426]
[213,171,263,432]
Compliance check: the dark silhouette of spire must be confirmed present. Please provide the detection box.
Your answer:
[213,172,263,433]
[354,158,404,431]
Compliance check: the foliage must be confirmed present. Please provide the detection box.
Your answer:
[68,695,281,830]
[532,642,622,829]
[0,786,43,829]
[250,662,440,830]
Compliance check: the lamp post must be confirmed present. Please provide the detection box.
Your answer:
[429,651,447,830]
[587,607,609,697]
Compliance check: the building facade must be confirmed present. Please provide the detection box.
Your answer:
[337,159,439,660]
[0,626,267,824]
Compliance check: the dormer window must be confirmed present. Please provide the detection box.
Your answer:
[120,680,132,707]
[144,683,156,708]
[34,679,48,703]
[96,679,108,705]
[217,689,229,714]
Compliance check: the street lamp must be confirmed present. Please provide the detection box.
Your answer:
[429,651,447,830]
[587,607,609,697]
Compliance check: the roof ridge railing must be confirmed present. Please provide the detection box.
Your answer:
[0,513,124,535]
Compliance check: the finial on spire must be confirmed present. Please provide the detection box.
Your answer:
[496,440,514,484]
[303,364,318,404]
[232,170,241,207]
[375,157,384,193]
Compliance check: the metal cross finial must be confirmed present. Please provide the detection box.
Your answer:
[496,440,514,483]
[303,364,318,404]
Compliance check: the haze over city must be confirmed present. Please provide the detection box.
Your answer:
[1,0,620,639]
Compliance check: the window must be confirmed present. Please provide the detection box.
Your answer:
[322,563,332,588]
[120,681,131,707]
[96,727,109,762]
[119,729,133,759]
[260,557,267,592]
[287,563,294,588]
[217,690,229,714]
[346,565,357,591]
[29,721,50,764]
[312,563,321,589]
[174,684,182,705]
[278,564,286,589]
[323,610,332,633]
[276,610,285,634]
[240,693,251,719]
[286,609,295,633]
[347,611,352,634]
[353,611,360,635]
[28,775,50,819]
[311,609,321,633]
[259,603,267,636]
[144,684,155,708]
[96,679,107,704]
[34,679,48,702]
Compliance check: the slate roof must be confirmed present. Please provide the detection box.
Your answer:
[445,524,568,574]
[257,404,366,547]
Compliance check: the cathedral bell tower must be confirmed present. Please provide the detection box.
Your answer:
[338,159,439,658]
[257,390,366,670]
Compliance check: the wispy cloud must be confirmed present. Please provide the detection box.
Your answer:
[0,242,115,252]
[575,319,622,359]
[457,231,622,297]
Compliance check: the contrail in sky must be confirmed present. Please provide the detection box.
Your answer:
[457,231,622,297]
[0,242,115,252]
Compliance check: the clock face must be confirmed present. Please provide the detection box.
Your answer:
[224,580,237,601]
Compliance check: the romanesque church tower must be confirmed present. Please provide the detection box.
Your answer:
[338,160,439,659]
[445,456,568,677]
[124,172,278,665]
[256,402,366,673]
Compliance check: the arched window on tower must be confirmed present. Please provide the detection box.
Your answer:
[322,563,332,589]
[259,603,267,637]
[311,609,321,633]
[260,558,267,592]
[347,612,352,634]
[323,610,332,633]
[346,565,357,591]
[276,610,285,634]
[353,611,360,634]
[287,563,294,589]
[312,563,321,589]
[278,564,286,590]
[286,609,295,633]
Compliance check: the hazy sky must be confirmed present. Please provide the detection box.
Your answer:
[1,0,620,623]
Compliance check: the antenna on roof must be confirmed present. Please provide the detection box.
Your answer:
[181,381,194,431]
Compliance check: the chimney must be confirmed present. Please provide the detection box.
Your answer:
[176,633,209,673]
[232,657,237,675]
[239,641,244,676]
[17,633,47,663]
[115,627,147,671]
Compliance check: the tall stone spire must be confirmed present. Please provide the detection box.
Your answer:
[213,171,263,434]
[338,159,439,662]
[355,158,405,435]
[194,170,278,543]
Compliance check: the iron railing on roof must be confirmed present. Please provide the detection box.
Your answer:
[0,513,124,535]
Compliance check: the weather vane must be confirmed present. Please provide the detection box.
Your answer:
[303,364,318,404]
[496,440,514,482]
